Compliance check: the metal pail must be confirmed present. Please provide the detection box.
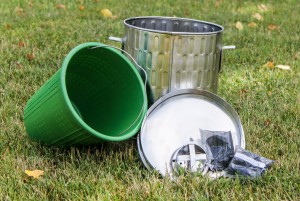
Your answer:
[110,16,235,105]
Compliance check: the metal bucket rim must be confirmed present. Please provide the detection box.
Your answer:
[124,16,224,35]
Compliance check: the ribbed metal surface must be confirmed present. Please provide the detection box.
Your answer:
[171,35,221,92]
[124,28,172,103]
[123,17,223,104]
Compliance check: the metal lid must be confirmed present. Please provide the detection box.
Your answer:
[137,89,245,177]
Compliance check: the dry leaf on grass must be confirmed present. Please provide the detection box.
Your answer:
[18,41,25,48]
[264,119,271,126]
[56,4,66,9]
[253,13,263,21]
[264,61,274,69]
[248,22,257,28]
[215,0,222,8]
[276,65,291,70]
[25,170,44,179]
[235,21,243,30]
[268,24,279,30]
[267,91,272,97]
[79,5,85,11]
[16,61,23,68]
[258,4,268,12]
[26,53,35,61]
[15,7,25,16]
[101,9,113,18]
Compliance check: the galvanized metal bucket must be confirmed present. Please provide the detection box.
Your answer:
[110,16,235,105]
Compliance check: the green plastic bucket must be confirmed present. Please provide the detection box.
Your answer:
[24,42,147,146]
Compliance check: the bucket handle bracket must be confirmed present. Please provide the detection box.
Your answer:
[219,45,236,72]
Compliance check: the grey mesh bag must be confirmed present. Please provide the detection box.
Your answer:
[200,129,234,171]
[225,146,274,178]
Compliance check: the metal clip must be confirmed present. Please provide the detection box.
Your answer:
[171,143,207,175]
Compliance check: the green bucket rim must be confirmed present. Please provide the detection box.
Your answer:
[60,42,147,141]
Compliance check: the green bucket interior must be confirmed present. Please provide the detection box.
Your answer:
[62,43,145,140]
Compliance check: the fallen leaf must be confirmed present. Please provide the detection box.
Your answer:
[258,4,268,12]
[215,0,222,8]
[275,65,291,70]
[16,61,23,68]
[240,89,249,98]
[268,24,279,30]
[267,91,272,97]
[56,4,66,9]
[18,41,25,47]
[79,5,85,11]
[101,9,113,18]
[15,7,25,16]
[264,61,274,69]
[248,22,257,28]
[264,119,271,126]
[95,0,100,2]
[25,170,44,179]
[253,13,263,21]
[28,1,33,7]
[240,89,249,94]
[235,21,243,30]
[26,53,35,61]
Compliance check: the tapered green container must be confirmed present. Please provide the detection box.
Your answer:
[24,42,147,146]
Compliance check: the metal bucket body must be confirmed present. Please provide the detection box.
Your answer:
[121,17,224,104]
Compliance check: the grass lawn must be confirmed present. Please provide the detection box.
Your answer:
[0,0,299,200]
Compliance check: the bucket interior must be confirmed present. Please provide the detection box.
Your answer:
[125,17,223,33]
[65,46,145,137]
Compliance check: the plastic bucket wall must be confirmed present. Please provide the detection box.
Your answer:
[24,42,147,146]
